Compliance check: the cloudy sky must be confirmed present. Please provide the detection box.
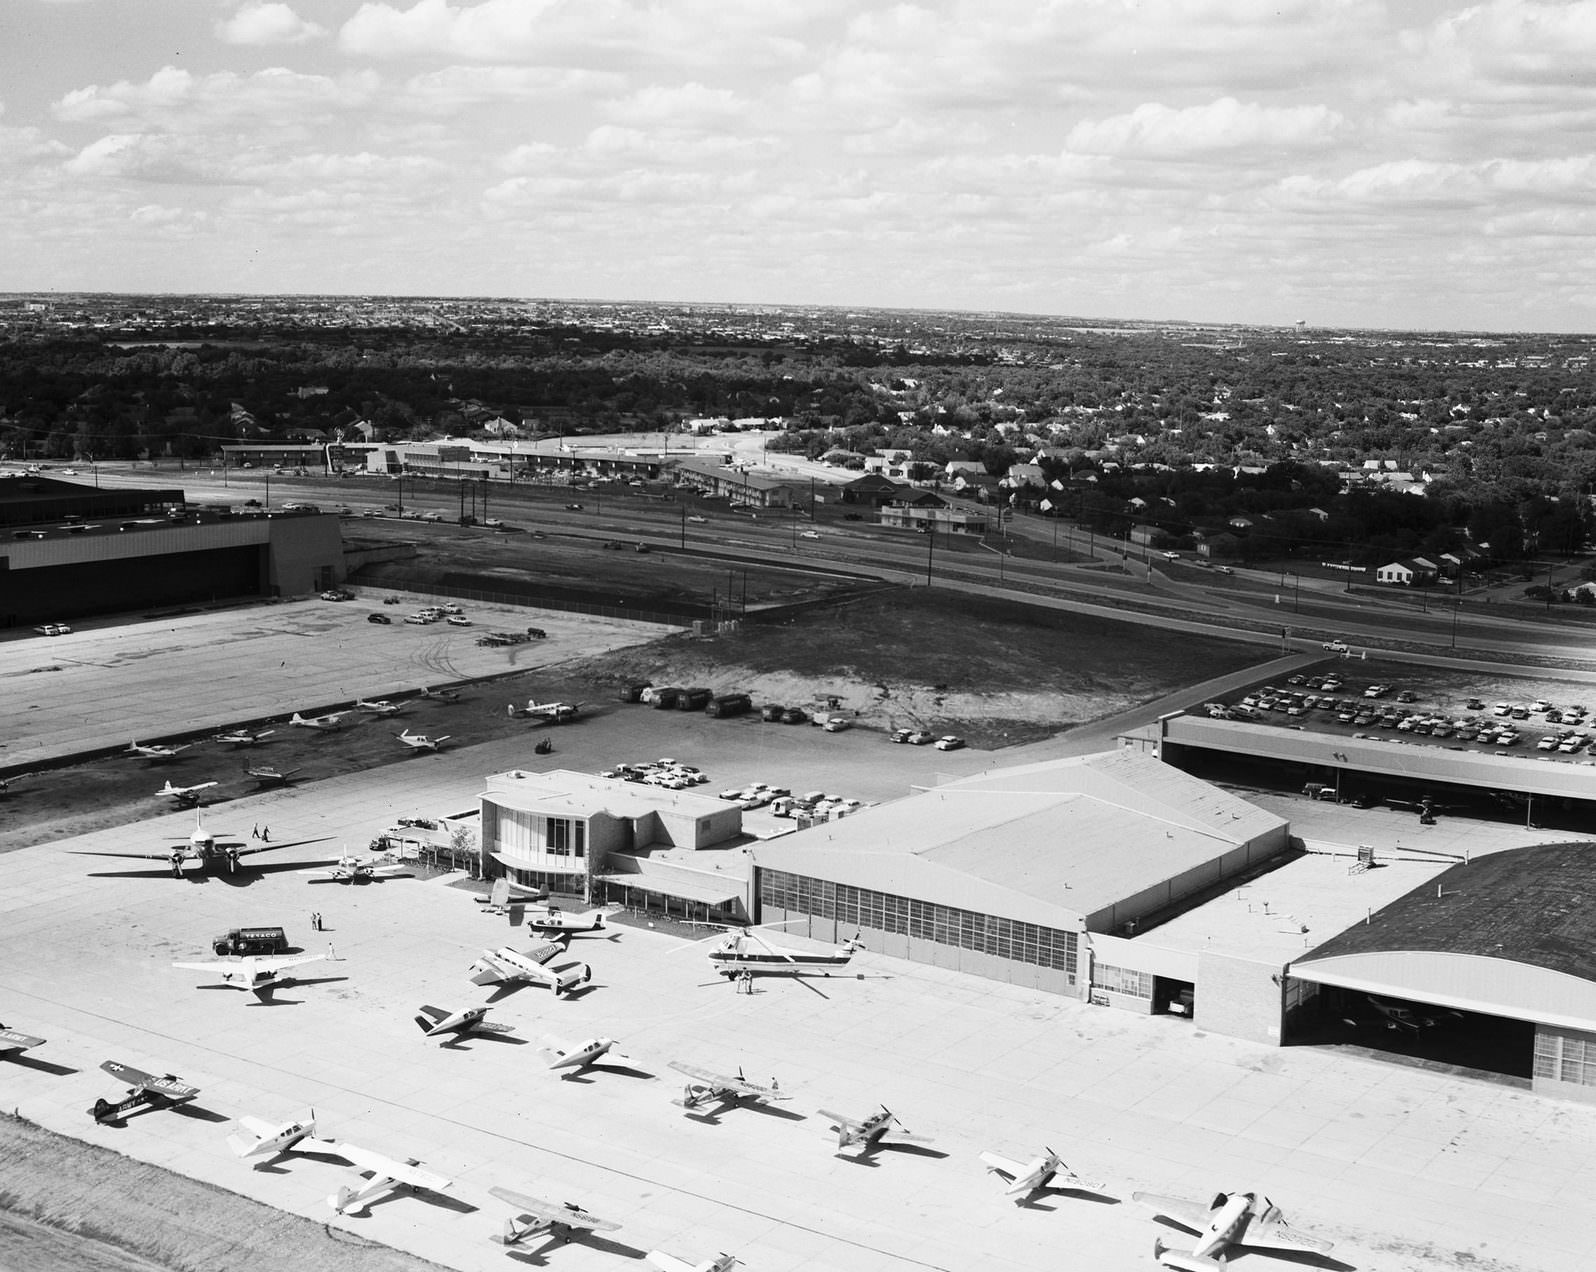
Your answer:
[5,0,1596,331]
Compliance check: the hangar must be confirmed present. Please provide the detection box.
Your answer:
[751,749,1290,997]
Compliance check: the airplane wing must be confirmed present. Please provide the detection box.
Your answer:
[262,953,328,972]
[173,960,234,975]
[0,1027,45,1054]
[337,1143,451,1192]
[817,1109,861,1133]
[488,1187,620,1233]
[472,1020,517,1036]
[667,1060,724,1086]
[1132,1193,1212,1234]
[145,1074,201,1100]
[1247,1214,1334,1254]
[100,1059,155,1085]
[978,1151,1026,1180]
[416,1005,448,1025]
[645,1254,697,1272]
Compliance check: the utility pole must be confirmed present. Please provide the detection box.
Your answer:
[680,505,686,549]
[924,520,935,586]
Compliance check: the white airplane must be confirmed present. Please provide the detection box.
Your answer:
[328,1143,452,1216]
[0,1023,46,1060]
[706,928,864,979]
[981,1147,1105,1203]
[396,729,450,752]
[227,1109,326,1164]
[245,764,301,788]
[648,1252,738,1272]
[76,814,332,879]
[417,685,461,702]
[668,1062,788,1114]
[157,779,219,808]
[215,728,275,747]
[302,848,409,883]
[818,1105,932,1155]
[415,1003,517,1043]
[475,876,550,913]
[173,953,328,1000]
[356,698,403,715]
[289,711,345,731]
[523,905,608,937]
[508,700,580,722]
[1133,1191,1333,1271]
[126,739,190,761]
[468,941,592,997]
[488,1185,621,1247]
[540,1035,635,1076]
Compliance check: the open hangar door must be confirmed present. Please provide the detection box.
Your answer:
[1283,975,1535,1084]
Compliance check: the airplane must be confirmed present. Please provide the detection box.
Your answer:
[467,941,592,997]
[302,848,409,883]
[75,814,332,879]
[90,1060,201,1124]
[395,729,450,752]
[488,1185,621,1248]
[817,1105,932,1155]
[227,1109,326,1164]
[157,779,219,808]
[980,1147,1105,1203]
[1132,1190,1333,1271]
[126,739,190,762]
[289,711,346,731]
[417,685,461,702]
[1367,994,1450,1037]
[1386,794,1461,824]
[0,1023,46,1060]
[706,928,864,979]
[245,764,302,789]
[540,1035,635,1076]
[173,952,328,1000]
[355,698,403,716]
[328,1143,452,1216]
[668,1061,788,1114]
[508,700,580,723]
[216,728,276,747]
[648,1253,738,1272]
[523,905,608,937]
[475,876,550,913]
[415,1004,517,1044]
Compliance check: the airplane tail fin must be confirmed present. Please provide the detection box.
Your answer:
[1152,1238,1226,1272]
[226,1132,261,1158]
[330,1184,359,1215]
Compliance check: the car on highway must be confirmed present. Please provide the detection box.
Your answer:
[484,517,504,528]
[800,530,821,540]
[687,515,707,524]
[243,499,262,508]
[565,503,584,511]
[1323,639,1349,653]
[1214,565,1233,574]
[934,735,966,751]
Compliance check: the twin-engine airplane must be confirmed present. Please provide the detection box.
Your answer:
[1368,994,1454,1037]
[488,1185,620,1248]
[227,1112,451,1215]
[981,1147,1104,1203]
[416,1004,516,1044]
[126,739,189,761]
[818,1105,932,1155]
[216,728,275,747]
[158,779,218,808]
[523,905,608,937]
[648,1252,739,1272]
[289,711,346,731]
[174,953,328,1000]
[302,849,410,883]
[1133,1190,1333,1271]
[417,685,461,702]
[91,1060,201,1124]
[468,941,592,997]
[475,877,551,914]
[0,1023,46,1060]
[540,1035,634,1076]
[76,815,332,879]
[706,928,863,979]
[396,729,450,752]
[668,1062,788,1114]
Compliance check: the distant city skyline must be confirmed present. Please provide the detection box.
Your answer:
[6,1,1596,333]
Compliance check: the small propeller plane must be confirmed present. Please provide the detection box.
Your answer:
[91,1060,201,1124]
[981,1147,1105,1203]
[1368,994,1448,1037]
[523,905,608,937]
[76,814,332,879]
[302,849,410,883]
[488,1185,621,1248]
[396,729,450,752]
[0,1023,46,1060]
[216,728,275,747]
[508,700,580,723]
[1133,1190,1333,1271]
[126,739,190,761]
[648,1252,738,1272]
[818,1105,932,1155]
[475,876,550,913]
[540,1035,635,1076]
[245,764,301,789]
[173,952,328,1000]
[668,1062,788,1114]
[706,928,864,979]
[417,685,461,702]
[329,1143,452,1216]
[228,1109,326,1164]
[355,698,403,716]
[468,941,592,997]
[158,779,218,808]
[415,1004,517,1044]
[289,711,346,731]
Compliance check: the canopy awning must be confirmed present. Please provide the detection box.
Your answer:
[597,872,743,908]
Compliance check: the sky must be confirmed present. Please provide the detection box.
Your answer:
[5,1,1596,332]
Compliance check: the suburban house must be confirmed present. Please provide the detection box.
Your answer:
[1376,557,1440,586]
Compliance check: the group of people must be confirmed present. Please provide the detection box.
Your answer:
[250,824,270,841]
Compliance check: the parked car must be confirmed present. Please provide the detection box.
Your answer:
[1323,639,1349,653]
[446,615,472,627]
[33,622,71,636]
[934,735,966,751]
[906,730,935,745]
[781,707,809,725]
[367,613,393,624]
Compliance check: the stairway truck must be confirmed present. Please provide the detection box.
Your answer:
[212,927,289,956]
[706,693,752,718]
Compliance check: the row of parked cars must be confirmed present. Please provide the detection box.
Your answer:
[889,728,965,750]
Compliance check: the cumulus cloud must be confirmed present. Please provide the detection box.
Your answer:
[64,133,250,186]
[53,66,381,129]
[216,3,326,46]
[401,64,623,110]
[1066,98,1344,160]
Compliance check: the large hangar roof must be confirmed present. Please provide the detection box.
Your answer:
[755,751,1287,929]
